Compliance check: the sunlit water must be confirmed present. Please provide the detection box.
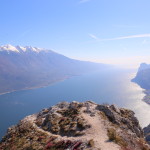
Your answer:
[0,68,150,139]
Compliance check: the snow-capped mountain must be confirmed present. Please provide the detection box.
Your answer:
[0,45,109,94]
[0,44,52,53]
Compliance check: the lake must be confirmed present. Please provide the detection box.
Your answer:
[0,68,150,139]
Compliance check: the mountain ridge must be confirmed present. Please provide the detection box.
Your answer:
[0,101,149,150]
[0,44,52,53]
[0,45,110,95]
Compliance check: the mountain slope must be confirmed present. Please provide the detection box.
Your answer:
[144,124,150,145]
[132,63,150,104]
[0,101,149,150]
[132,63,150,89]
[0,45,109,94]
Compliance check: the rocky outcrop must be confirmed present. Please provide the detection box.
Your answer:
[0,101,149,150]
[96,104,144,138]
[132,63,150,90]
[144,124,150,144]
[36,102,91,137]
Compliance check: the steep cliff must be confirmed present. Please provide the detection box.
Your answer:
[132,63,150,90]
[0,101,149,150]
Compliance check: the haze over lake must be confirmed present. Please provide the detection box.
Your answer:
[0,68,150,139]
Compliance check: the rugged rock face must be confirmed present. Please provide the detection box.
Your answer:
[0,101,149,150]
[132,63,150,90]
[144,124,150,144]
[97,105,144,138]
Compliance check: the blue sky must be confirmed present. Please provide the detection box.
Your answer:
[1,0,150,68]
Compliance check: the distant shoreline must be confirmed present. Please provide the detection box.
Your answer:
[131,80,150,106]
[0,77,71,96]
[142,90,150,105]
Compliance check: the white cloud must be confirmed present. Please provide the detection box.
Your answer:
[89,34,100,40]
[89,33,150,41]
[79,0,91,3]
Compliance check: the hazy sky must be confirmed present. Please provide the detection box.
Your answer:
[1,0,150,68]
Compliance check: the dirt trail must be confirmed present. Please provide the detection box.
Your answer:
[81,110,120,150]
[24,107,121,150]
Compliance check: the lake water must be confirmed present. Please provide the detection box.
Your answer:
[0,68,150,139]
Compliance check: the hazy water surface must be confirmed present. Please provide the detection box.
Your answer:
[0,68,150,139]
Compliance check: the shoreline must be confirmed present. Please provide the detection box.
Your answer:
[142,90,150,105]
[131,80,150,106]
[0,73,88,97]
[0,77,71,96]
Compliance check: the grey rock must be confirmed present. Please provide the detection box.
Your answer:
[96,104,144,138]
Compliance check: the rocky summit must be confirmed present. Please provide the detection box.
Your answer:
[0,101,150,150]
